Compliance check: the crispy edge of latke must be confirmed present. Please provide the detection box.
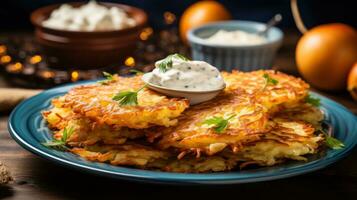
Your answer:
[42,106,157,147]
[57,75,189,129]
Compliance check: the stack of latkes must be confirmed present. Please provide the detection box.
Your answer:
[43,70,325,172]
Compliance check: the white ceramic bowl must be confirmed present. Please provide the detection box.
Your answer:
[187,20,284,71]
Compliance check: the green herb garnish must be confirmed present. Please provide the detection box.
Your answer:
[325,135,345,149]
[263,73,279,88]
[42,127,74,151]
[103,72,114,80]
[202,114,236,133]
[317,126,345,150]
[305,94,321,107]
[129,69,144,75]
[157,53,189,72]
[98,72,114,85]
[112,85,146,106]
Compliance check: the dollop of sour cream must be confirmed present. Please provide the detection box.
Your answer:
[147,57,225,91]
[204,30,266,45]
[42,1,136,31]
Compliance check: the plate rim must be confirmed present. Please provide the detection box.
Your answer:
[8,80,357,184]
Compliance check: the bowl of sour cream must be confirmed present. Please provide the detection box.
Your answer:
[187,20,283,71]
[142,54,226,105]
[31,1,147,69]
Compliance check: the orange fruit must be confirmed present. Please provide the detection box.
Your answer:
[296,23,357,91]
[179,0,231,44]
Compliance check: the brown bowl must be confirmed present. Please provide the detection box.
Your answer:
[31,2,147,69]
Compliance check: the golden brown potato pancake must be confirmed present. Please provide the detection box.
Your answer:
[232,118,323,167]
[72,143,170,167]
[157,70,312,156]
[274,103,324,127]
[43,107,155,147]
[49,75,189,129]
[42,70,325,173]
[71,118,322,172]
[222,70,309,111]
[157,89,269,155]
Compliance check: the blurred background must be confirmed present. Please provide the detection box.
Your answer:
[1,0,356,30]
[0,0,356,90]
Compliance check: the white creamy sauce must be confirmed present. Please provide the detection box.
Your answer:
[148,58,225,91]
[42,1,136,31]
[204,30,266,45]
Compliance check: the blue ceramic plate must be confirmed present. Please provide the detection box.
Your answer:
[8,81,357,184]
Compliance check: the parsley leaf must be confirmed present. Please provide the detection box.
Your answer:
[112,91,138,106]
[325,135,345,150]
[202,114,236,133]
[317,126,345,150]
[157,54,189,72]
[98,72,114,85]
[112,85,146,106]
[305,94,321,107]
[263,73,279,87]
[42,127,74,151]
[103,72,114,80]
[173,53,190,61]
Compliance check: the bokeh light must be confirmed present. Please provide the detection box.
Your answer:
[0,45,6,55]
[71,71,79,82]
[124,56,135,67]
[40,70,55,79]
[6,62,23,73]
[30,55,42,64]
[0,55,11,64]
[140,27,153,41]
[163,11,176,25]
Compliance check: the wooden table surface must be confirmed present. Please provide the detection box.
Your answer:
[1,31,357,200]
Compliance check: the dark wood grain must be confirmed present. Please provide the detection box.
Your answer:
[1,31,357,200]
